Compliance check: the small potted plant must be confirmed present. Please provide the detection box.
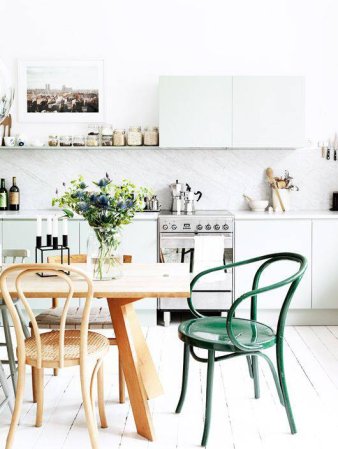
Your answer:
[53,174,151,280]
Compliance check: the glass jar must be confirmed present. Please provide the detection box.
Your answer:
[73,135,86,147]
[86,135,99,147]
[59,135,73,147]
[87,226,122,280]
[143,127,159,146]
[101,125,114,146]
[48,135,59,147]
[113,129,126,146]
[127,126,143,146]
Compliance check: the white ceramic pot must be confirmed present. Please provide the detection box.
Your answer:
[272,189,290,211]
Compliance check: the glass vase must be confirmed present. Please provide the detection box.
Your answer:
[87,226,122,280]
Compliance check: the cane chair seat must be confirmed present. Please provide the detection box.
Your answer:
[25,330,109,368]
[35,306,116,331]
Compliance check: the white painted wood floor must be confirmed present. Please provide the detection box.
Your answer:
[1,325,338,449]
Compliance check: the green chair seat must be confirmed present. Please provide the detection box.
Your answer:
[178,317,276,352]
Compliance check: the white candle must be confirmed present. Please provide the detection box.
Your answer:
[62,218,68,235]
[52,216,59,237]
[36,216,42,236]
[47,216,52,235]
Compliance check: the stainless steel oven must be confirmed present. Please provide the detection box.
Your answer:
[158,211,234,325]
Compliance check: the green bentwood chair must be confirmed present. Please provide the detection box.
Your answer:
[175,252,307,446]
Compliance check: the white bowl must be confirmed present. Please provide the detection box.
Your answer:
[249,200,269,212]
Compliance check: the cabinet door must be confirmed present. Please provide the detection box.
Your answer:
[235,220,311,309]
[233,76,305,148]
[80,220,157,310]
[312,220,338,308]
[2,219,80,309]
[159,76,232,148]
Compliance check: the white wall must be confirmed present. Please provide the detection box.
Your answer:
[1,0,338,140]
[1,0,338,211]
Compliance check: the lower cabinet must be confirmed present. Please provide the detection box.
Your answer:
[312,220,338,309]
[235,220,312,309]
[1,218,157,314]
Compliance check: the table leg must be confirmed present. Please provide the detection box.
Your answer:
[125,304,164,399]
[107,299,155,441]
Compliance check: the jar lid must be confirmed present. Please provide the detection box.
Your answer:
[114,129,125,133]
[144,126,158,131]
[129,126,141,132]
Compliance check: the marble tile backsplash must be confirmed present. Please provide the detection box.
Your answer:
[0,148,335,211]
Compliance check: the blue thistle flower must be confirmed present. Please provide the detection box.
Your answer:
[98,178,109,188]
[78,182,87,189]
[78,201,89,212]
[97,195,109,207]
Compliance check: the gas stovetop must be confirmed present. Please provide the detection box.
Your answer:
[159,210,233,233]
[160,210,233,217]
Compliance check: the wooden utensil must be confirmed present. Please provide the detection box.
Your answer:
[266,167,285,212]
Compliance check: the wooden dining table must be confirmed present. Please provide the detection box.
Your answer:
[0,262,190,441]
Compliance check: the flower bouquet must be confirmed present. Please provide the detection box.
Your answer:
[52,174,151,280]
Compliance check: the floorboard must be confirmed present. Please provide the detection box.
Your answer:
[1,325,338,448]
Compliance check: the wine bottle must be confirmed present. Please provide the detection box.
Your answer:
[0,178,8,210]
[9,177,20,211]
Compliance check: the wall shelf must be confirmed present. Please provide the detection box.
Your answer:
[0,146,229,151]
[0,146,304,151]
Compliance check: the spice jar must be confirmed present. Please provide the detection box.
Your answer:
[144,127,159,146]
[113,129,126,146]
[60,135,73,147]
[73,135,86,147]
[101,125,114,146]
[48,135,59,147]
[127,126,143,146]
[86,135,99,147]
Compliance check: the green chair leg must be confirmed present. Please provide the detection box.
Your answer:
[176,343,190,413]
[15,303,30,339]
[0,360,13,413]
[246,356,254,378]
[276,341,297,434]
[252,355,260,399]
[201,350,215,447]
[1,308,17,394]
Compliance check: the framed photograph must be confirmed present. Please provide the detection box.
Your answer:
[18,60,104,122]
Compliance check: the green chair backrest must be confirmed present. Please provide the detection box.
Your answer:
[188,252,308,351]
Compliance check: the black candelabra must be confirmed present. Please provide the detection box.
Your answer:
[35,226,70,277]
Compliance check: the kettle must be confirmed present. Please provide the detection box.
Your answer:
[184,184,202,213]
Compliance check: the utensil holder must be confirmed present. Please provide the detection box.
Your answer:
[272,189,290,212]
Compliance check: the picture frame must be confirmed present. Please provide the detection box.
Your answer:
[17,59,104,123]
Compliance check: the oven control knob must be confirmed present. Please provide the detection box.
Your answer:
[222,224,229,230]
[171,224,177,230]
[196,224,203,231]
[162,224,168,230]
[214,224,220,230]
[205,224,211,230]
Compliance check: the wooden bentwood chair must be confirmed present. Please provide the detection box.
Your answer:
[31,254,131,404]
[175,252,307,446]
[0,263,109,449]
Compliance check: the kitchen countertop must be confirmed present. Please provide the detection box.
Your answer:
[0,210,159,220]
[232,210,338,220]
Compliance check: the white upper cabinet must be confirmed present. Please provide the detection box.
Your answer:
[232,76,305,148]
[159,76,233,148]
[159,75,305,148]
